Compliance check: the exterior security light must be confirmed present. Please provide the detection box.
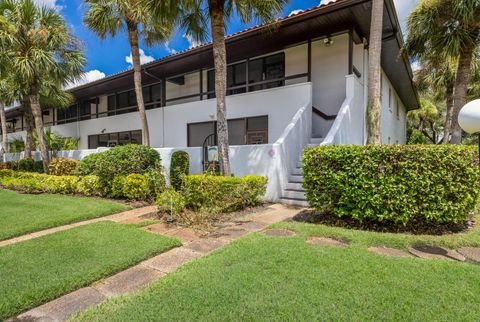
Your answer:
[458,99,480,166]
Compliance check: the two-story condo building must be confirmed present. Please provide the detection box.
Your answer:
[3,0,419,205]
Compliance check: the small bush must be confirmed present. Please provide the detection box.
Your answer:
[76,175,105,196]
[48,157,79,176]
[183,174,267,215]
[75,153,101,176]
[0,162,12,170]
[156,189,186,217]
[303,145,480,226]
[170,151,189,191]
[1,175,45,193]
[110,175,127,198]
[122,174,150,200]
[11,158,43,173]
[144,168,166,196]
[43,176,79,194]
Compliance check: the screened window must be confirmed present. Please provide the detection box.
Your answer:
[88,130,142,149]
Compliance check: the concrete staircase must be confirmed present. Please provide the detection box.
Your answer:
[280,137,324,207]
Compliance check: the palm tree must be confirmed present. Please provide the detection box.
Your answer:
[366,0,384,144]
[84,0,175,147]
[0,77,15,158]
[178,0,288,175]
[0,0,85,172]
[405,0,480,144]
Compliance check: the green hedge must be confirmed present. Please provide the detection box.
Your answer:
[1,158,44,173]
[48,157,79,176]
[182,174,267,214]
[170,151,189,191]
[303,145,480,225]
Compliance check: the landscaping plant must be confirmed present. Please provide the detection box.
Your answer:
[170,151,189,191]
[48,157,79,176]
[303,145,480,225]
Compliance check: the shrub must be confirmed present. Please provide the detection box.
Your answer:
[144,168,166,196]
[183,174,267,214]
[303,145,480,226]
[76,175,104,196]
[43,176,79,194]
[48,157,79,176]
[170,151,189,191]
[110,175,127,198]
[122,174,150,200]
[1,176,44,193]
[75,152,101,176]
[156,189,186,217]
[0,162,12,170]
[78,144,161,181]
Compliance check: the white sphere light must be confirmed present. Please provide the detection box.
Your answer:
[459,99,480,134]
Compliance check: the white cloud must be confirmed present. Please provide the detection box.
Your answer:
[319,0,337,5]
[125,48,155,66]
[33,0,64,11]
[164,42,177,54]
[65,69,106,89]
[183,34,202,49]
[288,9,302,16]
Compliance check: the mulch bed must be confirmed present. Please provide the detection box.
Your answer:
[292,210,476,235]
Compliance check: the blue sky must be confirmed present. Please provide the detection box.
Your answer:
[35,0,418,85]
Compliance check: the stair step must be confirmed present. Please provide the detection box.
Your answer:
[283,189,306,200]
[296,161,303,168]
[291,168,303,176]
[289,175,304,183]
[310,137,324,144]
[286,182,304,191]
[280,197,309,207]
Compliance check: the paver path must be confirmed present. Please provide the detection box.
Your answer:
[10,204,302,322]
[0,206,157,248]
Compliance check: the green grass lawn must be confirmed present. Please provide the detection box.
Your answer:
[0,221,181,320]
[0,188,129,240]
[73,220,480,321]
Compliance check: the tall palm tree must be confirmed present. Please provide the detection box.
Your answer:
[0,0,85,172]
[84,0,175,147]
[405,0,480,144]
[366,0,384,144]
[178,0,288,175]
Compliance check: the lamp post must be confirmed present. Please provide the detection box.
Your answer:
[458,99,480,166]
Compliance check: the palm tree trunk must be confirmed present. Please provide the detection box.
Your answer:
[366,0,384,144]
[127,21,150,147]
[208,0,231,176]
[0,102,8,158]
[442,86,454,144]
[450,39,477,144]
[23,102,34,159]
[29,85,49,172]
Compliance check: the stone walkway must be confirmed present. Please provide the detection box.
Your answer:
[0,206,158,248]
[11,204,302,322]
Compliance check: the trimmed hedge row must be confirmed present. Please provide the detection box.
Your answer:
[156,174,267,223]
[0,159,43,173]
[0,170,160,201]
[303,145,480,225]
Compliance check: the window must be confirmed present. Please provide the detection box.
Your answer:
[88,130,142,149]
[207,53,285,98]
[105,83,161,115]
[187,116,268,147]
[57,105,78,124]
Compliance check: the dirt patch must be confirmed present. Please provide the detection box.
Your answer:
[262,229,296,237]
[368,246,412,258]
[306,236,349,247]
[293,210,475,236]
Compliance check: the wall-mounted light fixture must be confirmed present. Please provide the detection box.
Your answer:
[324,36,334,47]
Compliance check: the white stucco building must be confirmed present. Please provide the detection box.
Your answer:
[3,0,419,206]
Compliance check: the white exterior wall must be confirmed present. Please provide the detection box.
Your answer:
[380,70,408,144]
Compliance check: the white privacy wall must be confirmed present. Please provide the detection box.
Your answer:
[380,70,408,144]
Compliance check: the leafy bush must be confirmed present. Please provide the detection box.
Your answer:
[48,157,79,176]
[0,162,12,170]
[43,176,79,194]
[75,153,101,176]
[144,168,166,196]
[170,151,189,191]
[110,175,127,198]
[303,145,480,225]
[122,174,150,200]
[156,189,186,217]
[183,174,267,214]
[76,175,104,196]
[11,158,43,173]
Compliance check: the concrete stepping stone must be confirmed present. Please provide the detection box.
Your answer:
[120,217,148,225]
[92,265,164,298]
[184,238,229,254]
[408,246,466,261]
[142,223,178,235]
[262,229,296,237]
[458,247,480,263]
[235,221,268,232]
[306,236,349,247]
[15,287,106,322]
[211,227,249,241]
[368,246,412,258]
[142,247,203,274]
